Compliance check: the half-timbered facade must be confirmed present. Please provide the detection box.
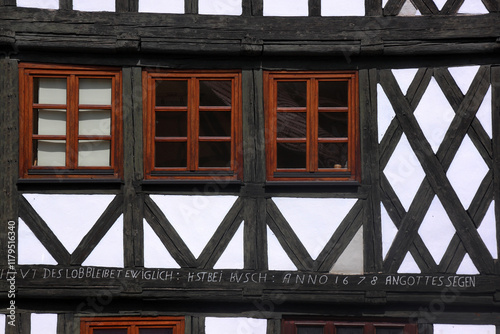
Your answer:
[0,0,499,333]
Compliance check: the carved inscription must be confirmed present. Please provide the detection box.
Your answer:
[4,267,479,291]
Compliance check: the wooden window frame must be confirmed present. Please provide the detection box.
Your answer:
[143,70,243,181]
[80,316,185,334]
[264,71,360,182]
[282,319,418,333]
[19,63,123,179]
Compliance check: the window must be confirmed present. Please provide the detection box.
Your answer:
[265,71,359,182]
[143,70,242,180]
[19,64,122,179]
[81,317,185,334]
[282,319,417,334]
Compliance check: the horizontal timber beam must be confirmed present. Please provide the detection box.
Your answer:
[0,8,499,56]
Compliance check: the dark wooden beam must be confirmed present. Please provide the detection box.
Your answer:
[359,69,383,273]
[492,66,500,268]
[185,0,198,14]
[0,0,16,6]
[59,0,72,11]
[242,0,263,16]
[122,66,144,267]
[365,0,382,15]
[309,0,321,16]
[116,0,138,12]
[0,59,18,266]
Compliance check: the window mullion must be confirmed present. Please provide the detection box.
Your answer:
[308,78,318,172]
[188,78,199,171]
[67,74,78,169]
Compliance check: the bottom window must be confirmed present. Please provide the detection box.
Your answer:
[282,319,417,334]
[81,317,184,334]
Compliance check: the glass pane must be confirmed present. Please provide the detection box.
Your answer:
[277,112,306,138]
[78,140,111,166]
[93,330,127,334]
[79,109,111,135]
[156,80,188,107]
[155,142,187,167]
[79,78,112,105]
[297,326,324,334]
[199,80,232,106]
[318,142,348,169]
[318,112,348,138]
[337,327,363,334]
[34,109,66,135]
[139,328,173,334]
[376,328,404,334]
[277,142,306,168]
[277,81,307,107]
[34,140,66,166]
[318,81,348,107]
[199,142,231,167]
[199,111,231,136]
[34,78,67,104]
[156,111,187,137]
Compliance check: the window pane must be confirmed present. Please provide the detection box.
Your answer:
[199,142,231,167]
[199,80,232,106]
[139,328,173,334]
[79,78,112,105]
[79,109,111,135]
[78,140,111,166]
[155,142,187,167]
[318,81,348,107]
[277,112,306,138]
[277,81,307,107]
[318,142,348,169]
[318,112,348,138]
[375,328,404,334]
[93,330,128,334]
[34,140,66,166]
[34,78,67,104]
[337,327,364,334]
[156,111,187,137]
[156,80,188,107]
[34,109,66,135]
[296,326,324,334]
[199,111,231,136]
[277,142,306,168]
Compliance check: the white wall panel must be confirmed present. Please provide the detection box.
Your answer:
[73,0,115,12]
[477,201,497,259]
[398,252,421,273]
[456,254,479,274]
[458,0,489,13]
[31,314,57,334]
[23,194,115,253]
[321,0,364,16]
[418,196,456,264]
[214,223,244,269]
[205,317,267,334]
[0,314,5,334]
[434,325,495,334]
[267,226,297,271]
[17,0,58,9]
[150,195,238,258]
[330,226,363,274]
[272,198,357,259]
[139,0,184,14]
[143,220,180,268]
[263,0,308,16]
[82,215,123,267]
[18,218,57,265]
[199,0,242,15]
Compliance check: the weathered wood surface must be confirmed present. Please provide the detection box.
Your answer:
[0,8,499,56]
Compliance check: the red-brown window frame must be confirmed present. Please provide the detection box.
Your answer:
[282,319,418,334]
[19,63,123,179]
[80,316,185,334]
[264,71,360,182]
[143,70,243,181]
